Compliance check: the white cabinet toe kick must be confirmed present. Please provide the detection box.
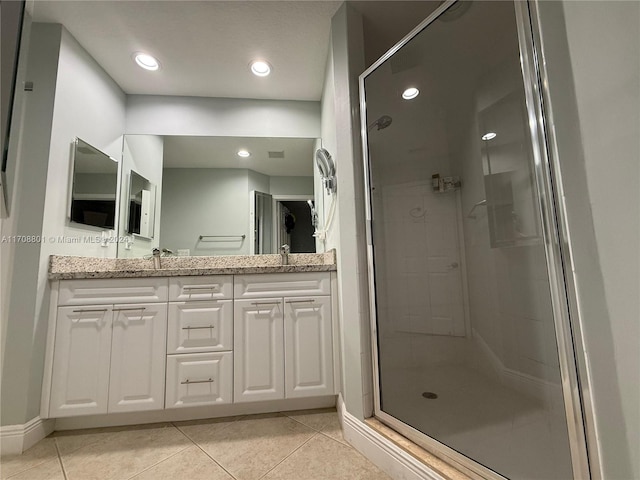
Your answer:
[42,272,339,424]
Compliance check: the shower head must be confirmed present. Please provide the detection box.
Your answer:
[368,115,393,131]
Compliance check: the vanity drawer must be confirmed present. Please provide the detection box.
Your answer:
[169,276,233,301]
[58,278,168,306]
[234,273,330,299]
[167,300,233,354]
[165,352,233,408]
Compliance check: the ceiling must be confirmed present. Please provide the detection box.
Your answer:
[28,1,443,178]
[30,1,442,102]
[162,136,315,176]
[31,1,341,101]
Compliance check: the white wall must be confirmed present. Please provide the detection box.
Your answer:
[1,24,126,426]
[119,135,164,258]
[126,95,320,139]
[536,2,639,478]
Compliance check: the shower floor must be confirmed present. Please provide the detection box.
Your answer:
[379,364,573,480]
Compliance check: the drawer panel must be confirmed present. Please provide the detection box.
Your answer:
[166,352,233,408]
[167,300,233,354]
[234,273,330,299]
[169,276,233,301]
[58,278,168,306]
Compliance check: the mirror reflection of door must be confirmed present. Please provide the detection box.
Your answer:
[252,191,273,254]
[275,200,315,253]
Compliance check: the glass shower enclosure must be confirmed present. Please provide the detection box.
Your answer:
[360,2,590,479]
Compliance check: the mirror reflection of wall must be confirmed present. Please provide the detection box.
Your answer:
[70,138,118,230]
[117,135,319,257]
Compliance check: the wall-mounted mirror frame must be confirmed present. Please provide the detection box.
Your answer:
[69,137,119,230]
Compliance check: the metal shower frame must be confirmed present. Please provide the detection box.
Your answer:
[358,1,598,478]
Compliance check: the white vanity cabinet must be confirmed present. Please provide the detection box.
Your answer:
[48,279,169,418]
[233,273,334,403]
[165,276,234,408]
[44,270,336,420]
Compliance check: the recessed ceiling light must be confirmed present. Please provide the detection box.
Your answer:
[237,149,251,158]
[481,132,497,141]
[134,53,160,71]
[402,87,419,100]
[250,60,271,77]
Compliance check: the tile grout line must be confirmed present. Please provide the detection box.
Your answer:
[54,439,69,480]
[256,431,320,480]
[171,422,239,480]
[122,441,193,480]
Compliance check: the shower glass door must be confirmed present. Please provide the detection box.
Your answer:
[361,2,586,479]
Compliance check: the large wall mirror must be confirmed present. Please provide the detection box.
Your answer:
[69,137,118,229]
[117,135,322,258]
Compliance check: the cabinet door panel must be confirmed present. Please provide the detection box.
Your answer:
[108,303,167,413]
[234,299,284,402]
[284,296,334,398]
[49,306,112,417]
[167,300,232,354]
[166,352,232,408]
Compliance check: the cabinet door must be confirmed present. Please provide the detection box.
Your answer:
[284,296,334,398]
[108,303,167,413]
[233,299,284,402]
[166,352,233,408]
[167,300,232,354]
[49,306,112,417]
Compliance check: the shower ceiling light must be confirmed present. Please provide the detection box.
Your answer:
[237,149,251,158]
[133,53,160,71]
[482,132,497,141]
[402,87,420,100]
[250,60,271,77]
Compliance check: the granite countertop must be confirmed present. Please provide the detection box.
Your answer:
[49,250,337,280]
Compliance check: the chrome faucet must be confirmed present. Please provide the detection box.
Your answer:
[280,244,290,265]
[152,248,161,269]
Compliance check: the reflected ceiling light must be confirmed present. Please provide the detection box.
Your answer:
[250,60,272,77]
[237,149,251,158]
[481,132,497,141]
[133,53,160,71]
[402,87,420,100]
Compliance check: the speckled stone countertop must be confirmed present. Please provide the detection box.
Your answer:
[49,250,337,280]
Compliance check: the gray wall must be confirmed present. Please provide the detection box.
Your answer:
[1,23,127,426]
[0,23,61,427]
[324,3,371,420]
[160,168,250,255]
[537,2,639,478]
[269,176,313,196]
[126,95,320,138]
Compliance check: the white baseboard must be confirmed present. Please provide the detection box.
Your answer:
[0,416,55,455]
[337,397,445,480]
[54,395,336,431]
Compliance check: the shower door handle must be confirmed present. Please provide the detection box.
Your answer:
[448,262,459,270]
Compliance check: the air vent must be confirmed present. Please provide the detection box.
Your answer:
[268,151,285,159]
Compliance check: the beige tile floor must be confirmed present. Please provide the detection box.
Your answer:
[0,409,391,480]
